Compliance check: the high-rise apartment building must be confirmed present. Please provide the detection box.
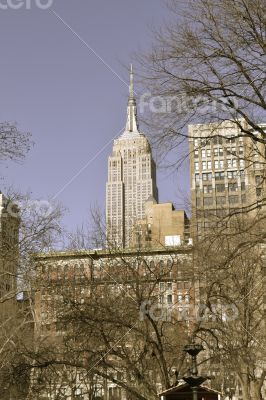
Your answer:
[106,67,158,248]
[189,121,265,239]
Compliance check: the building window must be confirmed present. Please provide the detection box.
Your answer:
[227,170,237,179]
[216,184,225,193]
[194,149,199,158]
[150,261,155,271]
[196,198,201,207]
[227,159,237,168]
[213,136,223,145]
[202,172,212,181]
[230,147,237,156]
[216,196,226,205]
[215,171,225,180]
[241,181,246,191]
[214,160,224,169]
[255,175,263,186]
[160,260,165,274]
[229,195,239,204]
[167,282,172,291]
[195,162,199,171]
[201,149,206,158]
[240,159,245,168]
[203,185,212,194]
[167,294,173,304]
[203,197,213,206]
[216,209,226,217]
[228,183,238,192]
[214,148,223,157]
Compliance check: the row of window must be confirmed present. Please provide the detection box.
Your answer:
[195,147,244,158]
[196,195,245,207]
[199,182,246,194]
[195,170,245,181]
[159,293,190,305]
[195,159,245,171]
[194,136,242,147]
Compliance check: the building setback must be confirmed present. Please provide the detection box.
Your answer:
[106,66,158,248]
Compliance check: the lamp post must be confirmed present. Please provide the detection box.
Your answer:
[182,341,208,400]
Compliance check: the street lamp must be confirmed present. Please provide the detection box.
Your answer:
[182,341,209,400]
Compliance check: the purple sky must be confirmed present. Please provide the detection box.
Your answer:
[1,0,190,233]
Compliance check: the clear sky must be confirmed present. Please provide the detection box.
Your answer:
[1,0,190,233]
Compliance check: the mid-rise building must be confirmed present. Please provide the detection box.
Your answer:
[132,196,190,249]
[33,245,195,400]
[106,66,158,248]
[189,120,265,239]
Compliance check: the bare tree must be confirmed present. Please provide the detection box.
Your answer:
[139,0,266,158]
[0,190,64,399]
[0,122,31,163]
[25,236,195,400]
[192,217,266,400]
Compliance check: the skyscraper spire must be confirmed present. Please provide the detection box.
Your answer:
[125,64,139,133]
[129,64,134,100]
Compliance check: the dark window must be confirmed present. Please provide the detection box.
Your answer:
[202,173,212,181]
[213,136,223,145]
[203,197,213,206]
[216,196,226,205]
[215,171,224,180]
[229,195,239,204]
[216,184,225,193]
[203,185,212,194]
[160,260,165,274]
[167,294,173,304]
[228,171,237,179]
[228,183,238,192]
[255,175,263,186]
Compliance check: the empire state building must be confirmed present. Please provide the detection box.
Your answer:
[106,66,158,248]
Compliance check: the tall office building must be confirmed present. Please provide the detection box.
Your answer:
[106,66,158,248]
[189,121,265,239]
